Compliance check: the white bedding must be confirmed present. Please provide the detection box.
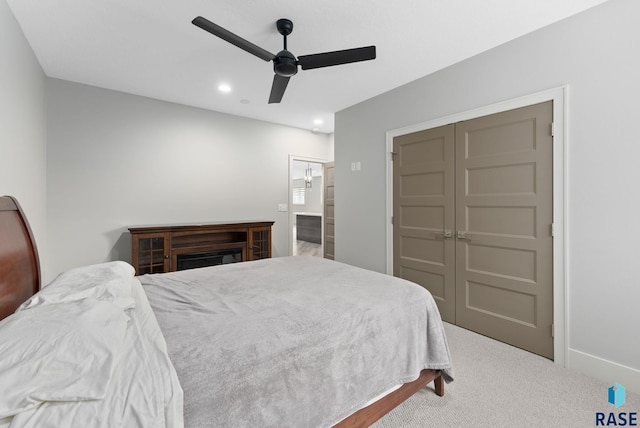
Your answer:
[0,299,129,418]
[18,261,137,311]
[0,263,183,428]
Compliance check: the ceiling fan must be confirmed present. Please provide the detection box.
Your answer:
[192,16,376,104]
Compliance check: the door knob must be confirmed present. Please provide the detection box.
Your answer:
[434,230,453,238]
[457,231,472,240]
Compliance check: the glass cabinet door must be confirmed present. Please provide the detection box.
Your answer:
[134,233,170,274]
[249,227,271,260]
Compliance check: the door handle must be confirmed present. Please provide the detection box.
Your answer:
[434,230,453,239]
[457,230,472,240]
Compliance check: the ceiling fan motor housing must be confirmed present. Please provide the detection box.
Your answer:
[274,50,298,77]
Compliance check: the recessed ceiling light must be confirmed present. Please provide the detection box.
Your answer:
[218,83,232,93]
[313,119,324,125]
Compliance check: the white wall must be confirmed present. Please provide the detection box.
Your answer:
[45,78,332,281]
[335,0,640,388]
[0,0,47,272]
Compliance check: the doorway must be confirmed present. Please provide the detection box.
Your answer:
[392,101,555,359]
[290,158,325,257]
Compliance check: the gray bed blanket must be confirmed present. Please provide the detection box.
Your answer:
[141,256,453,428]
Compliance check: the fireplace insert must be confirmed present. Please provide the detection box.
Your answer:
[176,248,243,271]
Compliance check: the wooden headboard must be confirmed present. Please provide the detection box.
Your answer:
[0,196,40,321]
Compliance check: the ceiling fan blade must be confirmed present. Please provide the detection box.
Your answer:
[192,16,275,62]
[298,46,376,70]
[268,75,290,104]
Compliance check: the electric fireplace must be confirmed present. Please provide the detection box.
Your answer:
[176,248,243,271]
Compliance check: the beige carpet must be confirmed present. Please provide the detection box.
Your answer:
[374,322,639,427]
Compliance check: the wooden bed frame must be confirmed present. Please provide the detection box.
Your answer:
[334,369,444,427]
[0,194,443,427]
[0,195,40,320]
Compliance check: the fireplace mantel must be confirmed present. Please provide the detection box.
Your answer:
[129,221,274,275]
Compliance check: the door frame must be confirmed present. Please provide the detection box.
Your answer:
[384,86,568,367]
[288,154,328,256]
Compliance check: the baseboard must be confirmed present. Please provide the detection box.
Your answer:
[568,348,640,394]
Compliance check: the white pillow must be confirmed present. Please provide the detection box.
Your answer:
[19,261,136,311]
[0,298,129,418]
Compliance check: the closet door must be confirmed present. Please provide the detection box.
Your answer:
[393,125,456,322]
[454,101,554,359]
[392,101,554,359]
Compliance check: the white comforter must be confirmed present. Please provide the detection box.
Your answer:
[0,262,183,428]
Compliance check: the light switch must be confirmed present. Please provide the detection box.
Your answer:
[278,204,288,212]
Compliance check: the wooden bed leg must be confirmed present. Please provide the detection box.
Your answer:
[434,374,444,397]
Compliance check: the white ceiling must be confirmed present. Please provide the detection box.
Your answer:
[7,0,608,134]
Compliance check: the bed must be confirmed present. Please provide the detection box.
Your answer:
[0,195,453,427]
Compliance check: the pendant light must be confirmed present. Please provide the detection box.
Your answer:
[304,163,313,188]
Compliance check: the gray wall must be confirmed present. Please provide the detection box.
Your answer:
[0,0,47,271]
[335,0,639,384]
[46,79,332,281]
